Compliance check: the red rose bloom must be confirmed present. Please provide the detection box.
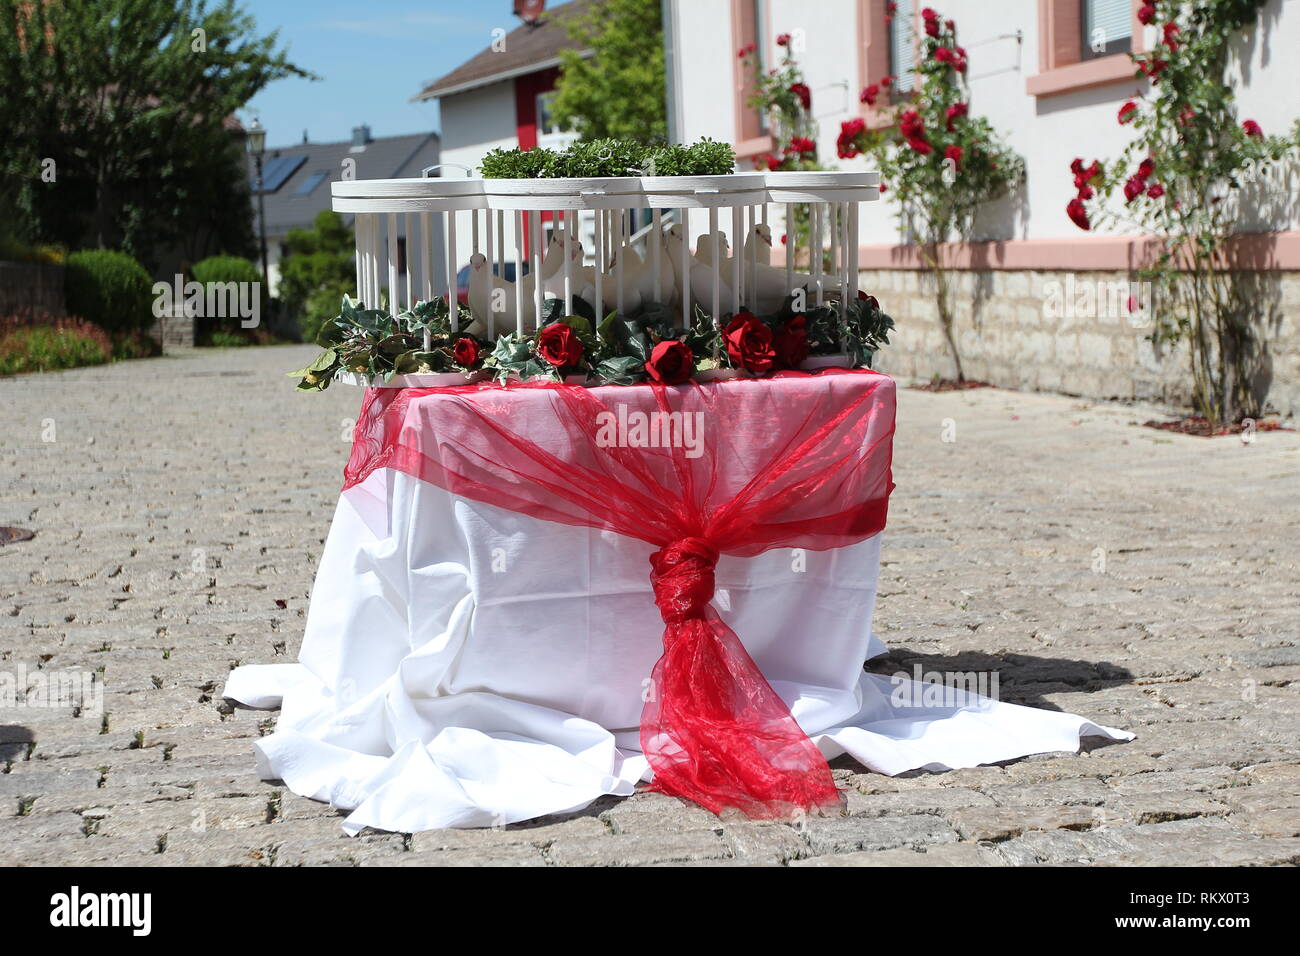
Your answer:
[776,32,791,46]
[880,75,892,87]
[537,322,584,368]
[453,337,480,367]
[765,153,782,171]
[946,102,968,129]
[790,82,811,110]
[921,7,938,20]
[934,46,954,63]
[1242,119,1263,138]
[899,109,924,138]
[645,339,694,385]
[945,18,955,30]
[773,315,810,369]
[1066,197,1091,231]
[857,291,880,310]
[789,136,817,156]
[908,137,933,155]
[860,83,880,106]
[1138,157,1155,179]
[1137,3,1155,25]
[1163,22,1179,51]
[944,144,963,168]
[1123,176,1146,203]
[723,313,776,375]
[925,17,939,37]
[1070,157,1085,175]
[1146,183,1165,199]
[1118,101,1138,124]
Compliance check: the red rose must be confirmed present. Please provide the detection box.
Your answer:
[1118,101,1138,124]
[860,83,879,106]
[908,137,933,155]
[780,233,787,245]
[944,144,963,168]
[925,17,939,37]
[1146,183,1165,199]
[945,18,955,30]
[955,56,967,73]
[880,75,892,87]
[453,337,480,367]
[946,102,967,129]
[921,7,938,20]
[723,313,776,374]
[1123,176,1146,203]
[1242,119,1263,138]
[789,136,817,156]
[765,152,782,171]
[1066,197,1091,231]
[645,339,694,385]
[1163,22,1179,51]
[857,290,880,310]
[1137,3,1155,25]
[773,315,810,368]
[1070,157,1085,175]
[899,109,924,138]
[934,46,954,63]
[537,322,584,368]
[1140,57,1167,80]
[790,82,811,110]
[776,32,791,46]
[1137,157,1155,179]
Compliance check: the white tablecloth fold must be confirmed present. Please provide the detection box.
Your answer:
[225,468,1132,834]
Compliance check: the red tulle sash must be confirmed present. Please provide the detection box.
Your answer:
[341,371,895,818]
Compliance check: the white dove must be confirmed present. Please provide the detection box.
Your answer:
[744,222,773,266]
[577,243,644,314]
[664,223,736,319]
[465,252,516,333]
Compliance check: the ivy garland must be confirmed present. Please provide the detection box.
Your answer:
[289,293,893,391]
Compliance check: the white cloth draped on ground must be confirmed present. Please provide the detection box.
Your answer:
[223,376,1132,834]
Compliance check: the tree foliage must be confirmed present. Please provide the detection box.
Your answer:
[278,210,356,343]
[0,0,311,269]
[548,0,667,143]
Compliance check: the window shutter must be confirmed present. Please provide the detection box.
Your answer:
[1083,0,1132,49]
[891,0,916,93]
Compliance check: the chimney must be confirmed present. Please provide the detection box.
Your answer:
[351,124,372,147]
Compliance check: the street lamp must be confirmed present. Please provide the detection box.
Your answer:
[246,118,270,292]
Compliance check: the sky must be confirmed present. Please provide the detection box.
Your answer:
[243,0,574,149]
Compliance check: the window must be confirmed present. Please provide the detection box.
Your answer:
[1027,0,1145,98]
[1081,0,1132,59]
[889,0,915,95]
[294,171,328,197]
[731,0,771,151]
[535,91,577,150]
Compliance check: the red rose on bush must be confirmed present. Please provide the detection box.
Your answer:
[1242,119,1263,138]
[790,82,811,110]
[934,46,954,63]
[453,337,480,367]
[1123,176,1146,203]
[645,339,694,385]
[946,102,967,129]
[773,315,810,368]
[1137,3,1156,25]
[1146,183,1165,199]
[1066,197,1091,231]
[1138,157,1155,179]
[537,322,584,368]
[857,290,880,310]
[860,83,880,106]
[776,32,791,46]
[925,17,939,37]
[899,109,924,138]
[944,144,963,168]
[1163,22,1179,51]
[789,136,817,156]
[723,313,776,374]
[908,137,933,156]
[1118,101,1138,124]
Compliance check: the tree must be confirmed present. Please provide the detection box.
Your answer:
[278,210,356,343]
[840,7,1023,383]
[548,0,667,143]
[0,0,311,269]
[1066,0,1299,425]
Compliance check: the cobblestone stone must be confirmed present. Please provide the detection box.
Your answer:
[2,346,1297,865]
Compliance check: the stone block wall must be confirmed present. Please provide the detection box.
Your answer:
[863,268,1300,418]
[0,260,66,316]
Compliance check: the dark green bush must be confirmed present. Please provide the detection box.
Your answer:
[190,255,266,343]
[478,138,736,179]
[63,250,154,336]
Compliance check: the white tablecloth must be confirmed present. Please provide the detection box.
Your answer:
[224,466,1132,834]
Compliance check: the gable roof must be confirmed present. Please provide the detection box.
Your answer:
[247,131,440,236]
[412,0,593,102]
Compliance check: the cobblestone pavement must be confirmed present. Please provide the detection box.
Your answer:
[1,344,1298,867]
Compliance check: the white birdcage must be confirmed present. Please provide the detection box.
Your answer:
[329,168,879,385]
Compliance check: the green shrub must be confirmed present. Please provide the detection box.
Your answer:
[0,312,112,375]
[63,250,154,336]
[478,138,736,179]
[190,255,266,344]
